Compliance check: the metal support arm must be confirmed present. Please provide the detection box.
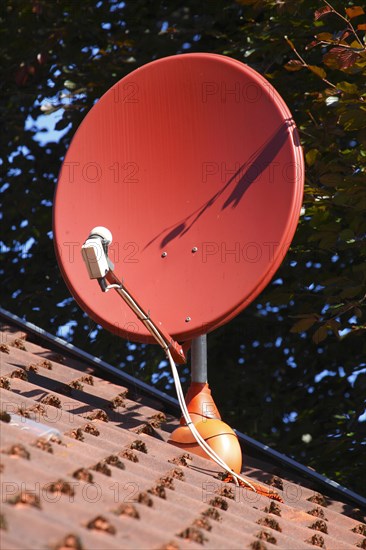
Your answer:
[105,270,186,364]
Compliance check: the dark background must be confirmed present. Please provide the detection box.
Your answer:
[1,0,365,496]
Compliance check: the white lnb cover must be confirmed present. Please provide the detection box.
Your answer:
[81,237,109,279]
[89,226,112,244]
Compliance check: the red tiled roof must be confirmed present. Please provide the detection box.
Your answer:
[0,321,365,550]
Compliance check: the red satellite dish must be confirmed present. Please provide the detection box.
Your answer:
[54,53,305,488]
[54,53,304,344]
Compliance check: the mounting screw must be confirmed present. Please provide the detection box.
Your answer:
[191,247,198,253]
[185,317,191,323]
[161,251,168,258]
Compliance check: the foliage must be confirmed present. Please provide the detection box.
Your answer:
[1,0,365,495]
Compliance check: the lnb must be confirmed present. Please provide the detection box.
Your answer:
[81,226,112,280]
[89,226,113,244]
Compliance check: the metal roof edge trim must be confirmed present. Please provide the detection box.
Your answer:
[0,306,178,409]
[0,306,365,509]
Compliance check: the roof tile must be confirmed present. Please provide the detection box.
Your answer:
[1,321,365,549]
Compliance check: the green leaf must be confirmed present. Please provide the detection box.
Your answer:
[306,148,319,167]
[308,65,327,79]
[338,109,366,130]
[339,228,354,241]
[336,81,359,95]
[354,307,363,318]
[319,173,344,187]
[339,285,364,299]
[312,325,328,344]
[55,118,71,131]
[64,80,77,90]
[290,316,318,333]
[327,319,341,338]
[40,102,61,115]
[354,373,366,391]
[328,303,345,311]
[315,32,334,42]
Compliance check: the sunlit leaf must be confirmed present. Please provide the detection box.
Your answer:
[315,32,334,41]
[345,6,364,19]
[284,59,303,71]
[306,148,319,167]
[64,80,77,90]
[314,6,333,20]
[308,65,327,79]
[336,81,359,95]
[349,40,365,50]
[338,108,366,130]
[323,47,361,70]
[40,102,61,115]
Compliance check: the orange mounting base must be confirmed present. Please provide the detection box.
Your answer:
[168,382,243,474]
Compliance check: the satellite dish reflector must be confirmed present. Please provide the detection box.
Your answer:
[54,53,304,344]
